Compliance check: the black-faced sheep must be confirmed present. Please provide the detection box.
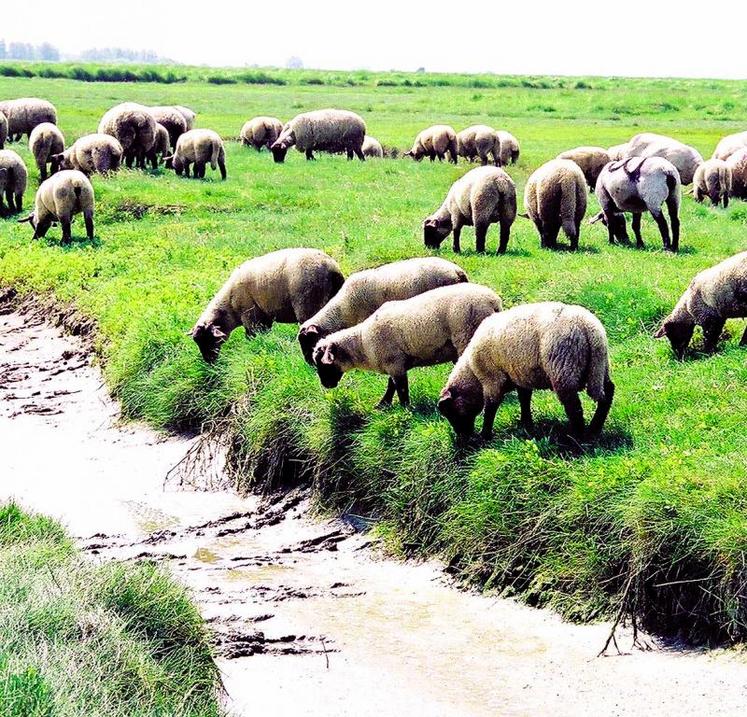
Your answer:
[424,166,517,254]
[191,248,344,363]
[29,123,65,180]
[0,149,28,215]
[625,132,702,185]
[166,129,226,179]
[556,146,611,191]
[655,251,747,358]
[712,132,747,162]
[312,283,502,407]
[51,134,123,176]
[0,111,7,149]
[693,159,732,208]
[361,135,384,158]
[145,124,171,168]
[0,98,57,141]
[438,302,614,439]
[98,103,156,169]
[149,107,188,151]
[726,149,747,200]
[405,125,458,163]
[496,130,520,165]
[457,125,502,166]
[241,117,283,151]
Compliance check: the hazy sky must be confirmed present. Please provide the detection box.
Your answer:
[4,1,747,78]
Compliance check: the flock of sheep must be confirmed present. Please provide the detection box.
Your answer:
[0,96,745,440]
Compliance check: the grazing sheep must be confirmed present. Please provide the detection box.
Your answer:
[17,170,94,244]
[312,283,502,407]
[174,106,196,130]
[591,156,681,252]
[361,135,384,158]
[608,143,628,161]
[0,98,57,141]
[424,166,517,254]
[557,146,610,191]
[726,149,747,200]
[270,109,366,163]
[523,159,587,249]
[712,131,747,162]
[693,159,732,208]
[496,130,520,165]
[0,149,28,216]
[145,124,171,168]
[298,257,468,365]
[191,248,344,363]
[457,125,502,166]
[0,111,7,149]
[29,123,65,180]
[166,129,226,180]
[240,116,283,151]
[625,132,702,185]
[50,134,123,176]
[405,125,458,163]
[655,251,747,358]
[98,102,156,169]
[438,302,614,439]
[149,107,188,151]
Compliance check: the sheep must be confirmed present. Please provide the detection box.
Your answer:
[298,257,468,365]
[625,132,702,185]
[270,109,366,163]
[240,116,283,151]
[0,98,57,141]
[29,123,65,180]
[556,146,610,191]
[145,124,171,168]
[98,102,156,169]
[50,134,123,176]
[607,143,628,161]
[0,111,7,149]
[0,149,28,216]
[693,159,732,208]
[424,166,516,254]
[456,125,502,166]
[405,125,458,163]
[166,129,226,180]
[312,283,502,407]
[654,251,747,358]
[590,156,681,252]
[523,159,587,249]
[361,135,384,158]
[174,106,197,130]
[712,131,747,162]
[496,130,520,165]
[438,302,614,439]
[191,248,344,363]
[149,107,188,151]
[17,170,94,244]
[726,149,747,200]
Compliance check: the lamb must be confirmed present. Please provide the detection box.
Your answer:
[145,124,171,168]
[423,166,517,254]
[607,143,628,161]
[523,159,587,249]
[29,123,65,180]
[98,102,156,169]
[456,125,502,166]
[405,125,458,163]
[438,302,614,439]
[166,129,226,179]
[693,159,732,208]
[361,135,384,158]
[312,283,502,407]
[0,98,57,141]
[17,170,94,244]
[0,111,7,149]
[50,134,123,176]
[298,257,468,365]
[270,109,366,163]
[0,149,28,216]
[174,106,196,130]
[726,149,747,200]
[191,248,344,363]
[654,251,747,358]
[556,146,610,191]
[625,132,702,185]
[590,156,681,252]
[240,116,283,151]
[148,107,188,151]
[712,132,747,162]
[496,130,520,165]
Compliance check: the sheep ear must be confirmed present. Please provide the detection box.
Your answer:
[300,324,319,337]
[17,214,34,224]
[320,345,335,365]
[517,212,530,219]
[211,325,227,341]
[654,324,667,339]
[438,390,453,408]
[589,212,604,225]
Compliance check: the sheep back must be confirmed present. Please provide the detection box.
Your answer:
[727,149,747,199]
[285,109,366,154]
[712,132,747,162]
[35,170,94,222]
[361,135,383,158]
[29,123,65,176]
[557,146,610,190]
[496,130,520,165]
[98,102,156,155]
[626,132,703,184]
[0,98,57,139]
[0,111,7,149]
[524,159,587,233]
[149,106,188,149]
[241,116,283,150]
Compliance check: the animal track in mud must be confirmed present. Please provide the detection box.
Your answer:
[213,625,336,659]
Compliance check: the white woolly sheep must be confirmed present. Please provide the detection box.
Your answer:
[148,107,188,151]
[693,159,732,208]
[98,102,156,169]
[726,149,747,200]
[556,146,610,191]
[523,159,587,249]
[607,143,628,161]
[312,283,502,407]
[51,134,123,176]
[0,98,57,141]
[166,129,226,180]
[405,125,458,163]
[0,111,7,149]
[174,106,196,130]
[655,251,747,358]
[625,132,702,185]
[438,302,614,439]
[424,166,517,254]
[29,123,65,180]
[270,109,366,163]
[361,135,384,158]
[712,131,747,162]
[591,156,681,252]
[457,125,502,166]
[0,149,28,216]
[298,257,468,365]
[496,130,520,165]
[241,116,283,152]
[145,124,171,168]
[18,170,94,244]
[191,248,345,362]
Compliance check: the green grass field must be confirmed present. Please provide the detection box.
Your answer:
[1,69,746,644]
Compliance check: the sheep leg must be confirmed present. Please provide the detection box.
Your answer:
[558,390,584,437]
[631,213,644,248]
[650,208,671,250]
[545,222,560,249]
[84,211,94,241]
[378,378,397,407]
[481,385,508,439]
[60,217,72,245]
[723,193,729,209]
[393,374,409,406]
[39,163,47,181]
[305,150,315,161]
[666,198,680,252]
[5,189,14,212]
[517,387,534,433]
[355,147,365,161]
[347,150,354,160]
[588,378,615,435]
[739,325,747,346]
[475,223,488,254]
[611,214,629,244]
[452,224,462,253]
[498,221,511,255]
[702,318,725,352]
[218,158,227,180]
[14,191,22,212]
[241,305,272,336]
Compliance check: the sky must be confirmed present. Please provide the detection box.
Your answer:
[4,1,747,78]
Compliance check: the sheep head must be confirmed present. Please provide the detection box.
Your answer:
[423,215,453,248]
[298,324,323,365]
[312,340,346,388]
[437,384,484,437]
[654,315,694,360]
[270,127,295,163]
[190,322,228,363]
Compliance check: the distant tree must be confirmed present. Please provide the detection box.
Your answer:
[286,56,303,70]
[38,42,60,62]
[9,42,33,60]
[0,40,6,60]
[416,67,425,73]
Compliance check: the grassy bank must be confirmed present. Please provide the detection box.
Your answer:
[0,503,224,716]
[1,70,746,643]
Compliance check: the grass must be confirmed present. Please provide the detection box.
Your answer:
[0,69,746,644]
[0,503,224,717]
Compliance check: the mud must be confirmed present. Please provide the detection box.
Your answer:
[1,307,746,717]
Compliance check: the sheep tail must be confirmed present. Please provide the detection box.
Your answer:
[455,267,469,283]
[586,325,609,402]
[210,140,220,170]
[73,185,82,198]
[560,181,578,239]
